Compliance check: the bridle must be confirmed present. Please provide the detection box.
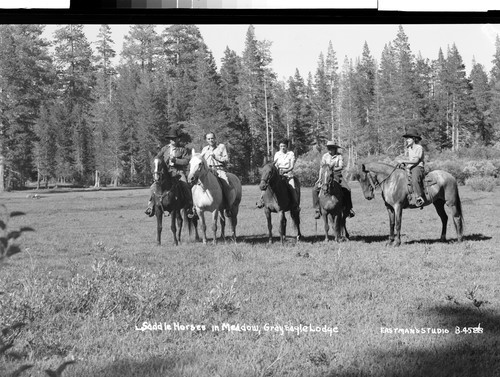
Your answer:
[259,163,277,191]
[363,165,399,193]
[153,158,178,212]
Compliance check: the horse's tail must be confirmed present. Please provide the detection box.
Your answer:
[454,184,465,238]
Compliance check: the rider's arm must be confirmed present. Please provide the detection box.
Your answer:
[214,144,229,163]
[173,148,190,166]
[332,155,343,172]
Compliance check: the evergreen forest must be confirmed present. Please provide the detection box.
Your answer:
[1,24,500,190]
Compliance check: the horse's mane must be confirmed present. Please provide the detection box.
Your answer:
[362,161,397,175]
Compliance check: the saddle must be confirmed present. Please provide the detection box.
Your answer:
[403,168,437,206]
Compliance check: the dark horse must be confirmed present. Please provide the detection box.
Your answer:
[259,162,302,244]
[317,165,349,242]
[152,158,198,246]
[356,162,464,246]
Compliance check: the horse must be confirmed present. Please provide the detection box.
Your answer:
[317,165,349,242]
[187,151,242,244]
[356,162,464,246]
[259,162,302,244]
[151,158,198,246]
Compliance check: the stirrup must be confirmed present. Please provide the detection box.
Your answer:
[187,208,198,219]
[256,199,265,209]
[314,209,321,219]
[145,207,154,217]
[415,197,425,207]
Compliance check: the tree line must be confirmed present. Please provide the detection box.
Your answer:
[1,24,499,191]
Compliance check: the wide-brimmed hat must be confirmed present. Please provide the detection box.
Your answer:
[403,128,422,140]
[165,129,179,139]
[326,141,341,149]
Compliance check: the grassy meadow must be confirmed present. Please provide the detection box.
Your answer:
[0,183,499,377]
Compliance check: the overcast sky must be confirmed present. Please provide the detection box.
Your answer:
[44,24,500,80]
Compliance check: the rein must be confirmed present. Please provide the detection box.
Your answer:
[366,165,399,192]
[153,166,179,213]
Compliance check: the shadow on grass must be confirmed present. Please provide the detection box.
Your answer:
[406,233,491,245]
[318,305,500,377]
[89,355,195,377]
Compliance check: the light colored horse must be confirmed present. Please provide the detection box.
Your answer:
[187,150,242,244]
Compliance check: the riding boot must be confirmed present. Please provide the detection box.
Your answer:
[145,198,155,217]
[343,189,355,218]
[256,192,265,208]
[415,196,425,207]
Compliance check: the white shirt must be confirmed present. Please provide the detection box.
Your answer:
[200,143,229,170]
[321,153,343,170]
[274,150,295,177]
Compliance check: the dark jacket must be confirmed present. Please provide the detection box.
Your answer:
[154,144,190,176]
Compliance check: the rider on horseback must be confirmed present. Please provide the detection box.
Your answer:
[200,132,234,217]
[396,128,425,207]
[145,129,196,218]
[313,141,355,220]
[273,139,300,213]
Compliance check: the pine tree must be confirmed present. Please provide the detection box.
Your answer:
[354,41,377,155]
[238,25,270,173]
[0,24,55,190]
[489,34,500,143]
[91,24,119,187]
[220,47,251,180]
[312,52,330,149]
[376,42,400,154]
[469,60,493,145]
[445,44,474,151]
[52,24,96,184]
[325,41,339,141]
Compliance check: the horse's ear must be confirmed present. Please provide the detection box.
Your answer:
[361,164,367,172]
[191,148,196,155]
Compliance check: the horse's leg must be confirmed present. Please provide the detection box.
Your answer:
[220,211,226,243]
[265,208,273,244]
[230,211,237,243]
[170,210,178,246]
[343,213,349,241]
[393,204,403,247]
[322,211,329,242]
[156,207,163,246]
[211,210,218,245]
[448,204,463,242]
[446,190,464,242]
[199,210,208,244]
[293,208,302,241]
[279,211,287,245]
[176,209,183,244]
[385,204,395,246]
[433,199,448,242]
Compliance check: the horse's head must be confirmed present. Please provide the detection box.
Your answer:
[153,157,176,191]
[259,162,277,191]
[188,149,207,184]
[356,164,375,200]
[153,158,165,183]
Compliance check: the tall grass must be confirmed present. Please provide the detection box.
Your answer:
[0,185,499,376]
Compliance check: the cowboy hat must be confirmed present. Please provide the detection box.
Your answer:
[326,141,341,149]
[402,128,422,140]
[165,129,179,139]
